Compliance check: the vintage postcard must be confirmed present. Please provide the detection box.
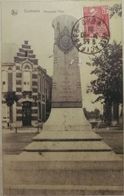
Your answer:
[1,0,123,195]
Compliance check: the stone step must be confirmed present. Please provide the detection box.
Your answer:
[3,166,123,186]
[4,154,122,170]
[4,185,123,196]
[4,155,123,195]
[4,165,122,186]
[24,141,112,152]
[20,152,122,161]
[4,155,123,186]
[33,131,102,141]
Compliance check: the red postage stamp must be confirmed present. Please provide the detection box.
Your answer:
[83,6,109,38]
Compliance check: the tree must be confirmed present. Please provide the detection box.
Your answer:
[109,4,122,18]
[4,92,19,124]
[87,42,122,125]
[83,108,100,120]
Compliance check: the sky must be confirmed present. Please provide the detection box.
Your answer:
[2,0,122,112]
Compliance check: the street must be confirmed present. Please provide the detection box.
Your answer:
[2,128,38,155]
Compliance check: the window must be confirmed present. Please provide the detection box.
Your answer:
[25,51,28,57]
[22,63,32,92]
[8,72,13,91]
[38,74,41,93]
[22,71,31,91]
[38,102,41,120]
[2,70,8,92]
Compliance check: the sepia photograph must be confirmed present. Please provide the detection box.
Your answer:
[1,0,123,195]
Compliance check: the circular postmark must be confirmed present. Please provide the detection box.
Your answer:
[71,16,110,55]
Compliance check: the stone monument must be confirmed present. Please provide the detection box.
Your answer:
[24,15,116,153]
[42,15,91,132]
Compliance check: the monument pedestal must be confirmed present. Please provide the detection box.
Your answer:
[22,14,118,161]
[42,108,91,131]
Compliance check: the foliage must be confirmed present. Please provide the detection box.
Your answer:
[109,4,122,18]
[87,41,123,104]
[5,92,19,107]
[83,108,100,120]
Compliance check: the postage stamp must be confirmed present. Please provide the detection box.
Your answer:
[83,6,109,29]
[71,6,110,54]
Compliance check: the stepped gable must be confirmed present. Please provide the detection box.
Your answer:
[14,40,38,65]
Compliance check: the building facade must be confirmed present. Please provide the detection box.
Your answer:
[2,41,52,128]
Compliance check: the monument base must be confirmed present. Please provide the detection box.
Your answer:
[23,108,116,154]
[43,108,91,131]
[4,154,123,196]
[4,108,123,195]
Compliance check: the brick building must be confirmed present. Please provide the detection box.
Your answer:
[2,41,52,128]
